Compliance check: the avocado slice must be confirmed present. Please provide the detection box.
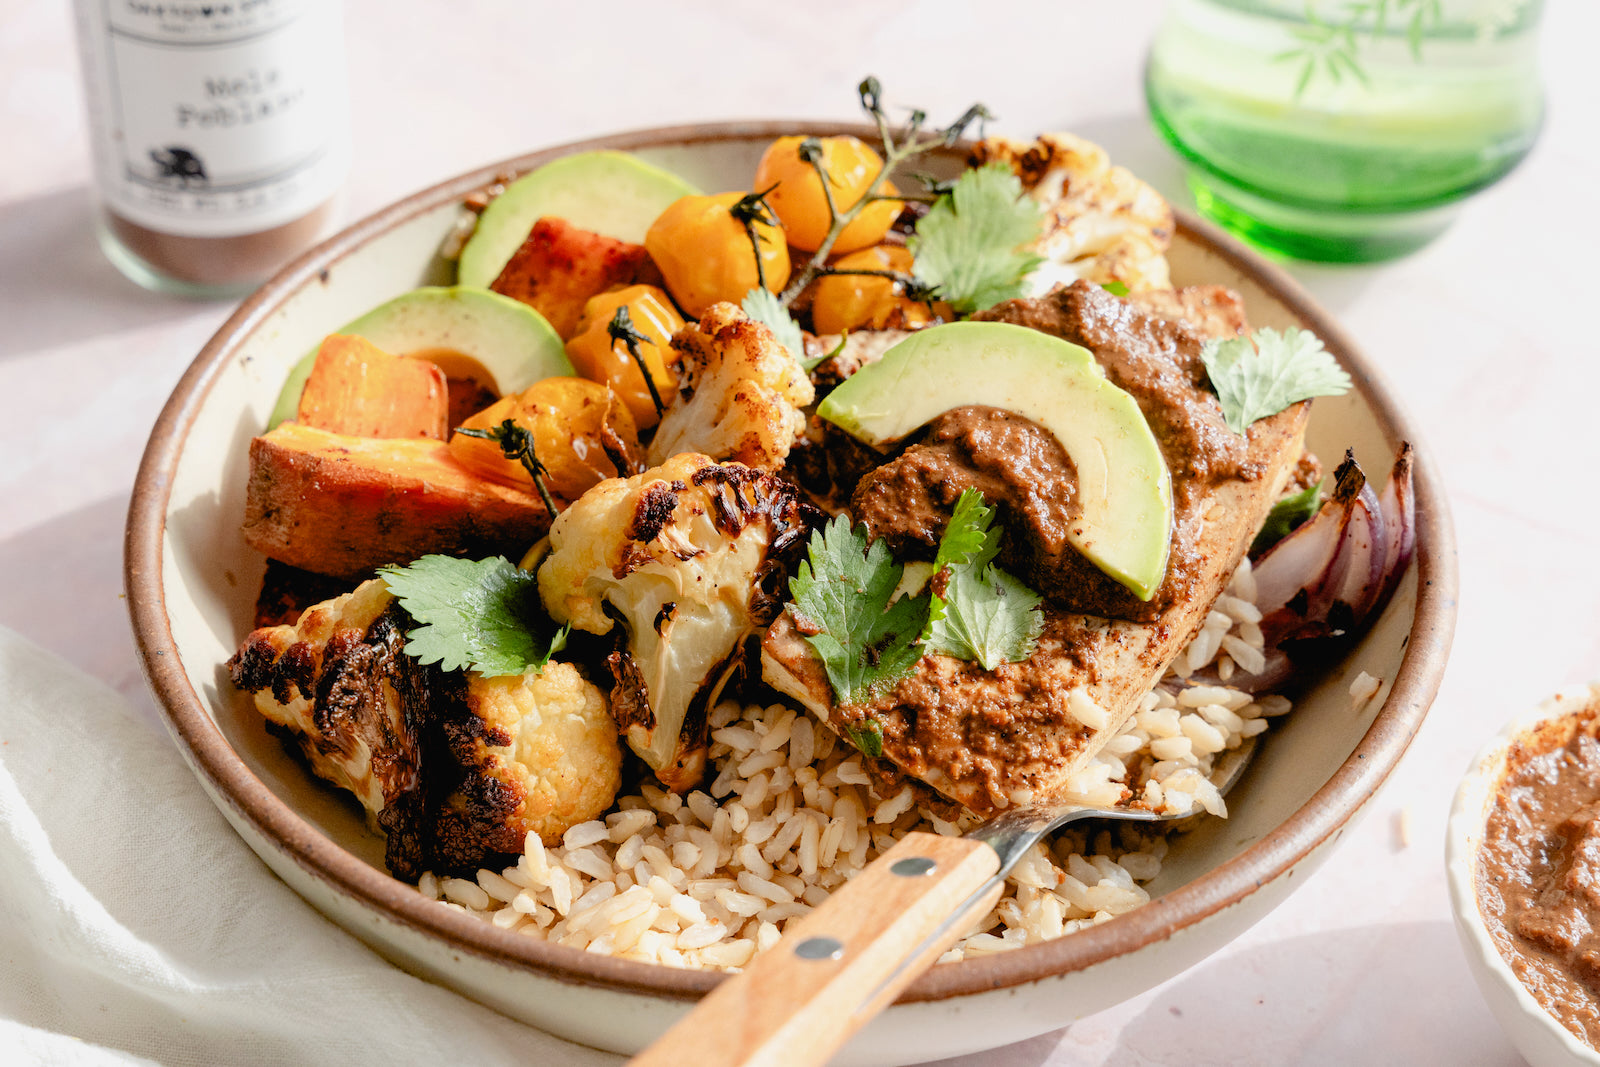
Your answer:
[817,320,1172,600]
[457,151,700,289]
[267,286,570,430]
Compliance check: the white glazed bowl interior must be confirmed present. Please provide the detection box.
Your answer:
[1446,685,1600,1067]
[127,122,1456,1064]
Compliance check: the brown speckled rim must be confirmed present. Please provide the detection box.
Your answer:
[126,120,1458,1005]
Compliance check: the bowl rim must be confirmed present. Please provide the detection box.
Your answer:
[125,118,1459,1005]
[1445,684,1600,1065]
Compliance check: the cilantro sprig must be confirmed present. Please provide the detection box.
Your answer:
[924,489,1045,670]
[788,516,931,708]
[1201,327,1352,435]
[907,164,1045,314]
[787,490,1044,719]
[740,286,807,368]
[378,555,568,678]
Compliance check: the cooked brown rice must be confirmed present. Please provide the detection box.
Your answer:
[418,559,1290,969]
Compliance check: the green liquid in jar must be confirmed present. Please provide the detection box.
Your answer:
[1145,0,1544,261]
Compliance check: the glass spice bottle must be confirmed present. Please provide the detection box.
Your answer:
[73,0,350,298]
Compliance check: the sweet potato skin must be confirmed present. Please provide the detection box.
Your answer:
[297,334,450,440]
[489,217,661,340]
[243,423,551,578]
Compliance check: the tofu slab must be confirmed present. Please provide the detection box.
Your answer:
[762,285,1311,815]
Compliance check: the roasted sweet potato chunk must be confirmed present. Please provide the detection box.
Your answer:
[489,217,660,340]
[296,334,450,440]
[242,422,551,578]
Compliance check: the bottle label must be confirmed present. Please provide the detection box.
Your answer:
[76,0,348,238]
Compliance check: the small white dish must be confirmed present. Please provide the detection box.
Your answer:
[1446,684,1600,1067]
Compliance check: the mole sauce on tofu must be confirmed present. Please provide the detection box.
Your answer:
[1478,705,1600,1049]
[850,405,1078,576]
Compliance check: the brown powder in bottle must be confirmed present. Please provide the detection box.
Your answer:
[106,201,337,290]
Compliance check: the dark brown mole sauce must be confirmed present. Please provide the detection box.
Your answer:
[1477,705,1600,1049]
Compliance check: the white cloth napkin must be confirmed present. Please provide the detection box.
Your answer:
[0,626,620,1066]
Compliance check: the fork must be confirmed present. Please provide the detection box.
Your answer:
[629,737,1258,1067]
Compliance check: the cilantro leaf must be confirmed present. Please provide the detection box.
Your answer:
[786,493,1044,706]
[1201,327,1352,435]
[908,163,1044,314]
[928,564,1045,671]
[1101,280,1131,297]
[378,555,568,678]
[740,286,807,368]
[841,718,884,759]
[1250,479,1324,556]
[925,489,1043,670]
[788,516,929,707]
[933,487,995,572]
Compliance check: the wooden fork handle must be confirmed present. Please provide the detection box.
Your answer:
[628,832,1002,1067]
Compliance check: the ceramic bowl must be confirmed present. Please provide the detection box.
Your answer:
[125,121,1457,1064]
[1446,685,1600,1067]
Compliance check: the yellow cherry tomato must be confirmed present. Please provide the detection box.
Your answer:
[644,192,790,319]
[810,245,952,335]
[754,135,901,255]
[565,285,685,430]
[450,377,642,502]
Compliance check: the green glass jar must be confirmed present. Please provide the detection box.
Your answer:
[1146,0,1544,262]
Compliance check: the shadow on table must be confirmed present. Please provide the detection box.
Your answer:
[0,491,149,708]
[920,919,1518,1066]
[1099,920,1516,1066]
[0,186,204,361]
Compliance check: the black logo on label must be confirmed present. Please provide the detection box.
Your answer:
[150,146,208,186]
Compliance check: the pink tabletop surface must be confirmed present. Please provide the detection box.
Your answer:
[3,1,1597,1063]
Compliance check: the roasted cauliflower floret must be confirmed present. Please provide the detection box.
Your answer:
[970,132,1174,295]
[646,303,815,470]
[229,577,620,878]
[537,452,814,790]
[427,665,621,869]
[227,579,431,879]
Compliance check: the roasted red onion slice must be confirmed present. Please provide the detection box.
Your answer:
[1254,443,1415,649]
[1378,443,1416,587]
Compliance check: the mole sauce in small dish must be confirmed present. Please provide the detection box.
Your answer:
[1477,700,1600,1050]
[1451,684,1600,1066]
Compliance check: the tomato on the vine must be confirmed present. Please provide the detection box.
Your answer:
[565,285,684,429]
[754,135,900,254]
[644,192,789,318]
[810,245,951,334]
[451,377,642,502]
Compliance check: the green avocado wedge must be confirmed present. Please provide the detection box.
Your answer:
[817,320,1173,600]
[266,286,570,430]
[457,150,700,289]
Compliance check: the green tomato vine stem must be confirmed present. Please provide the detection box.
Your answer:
[606,305,667,420]
[777,77,991,308]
